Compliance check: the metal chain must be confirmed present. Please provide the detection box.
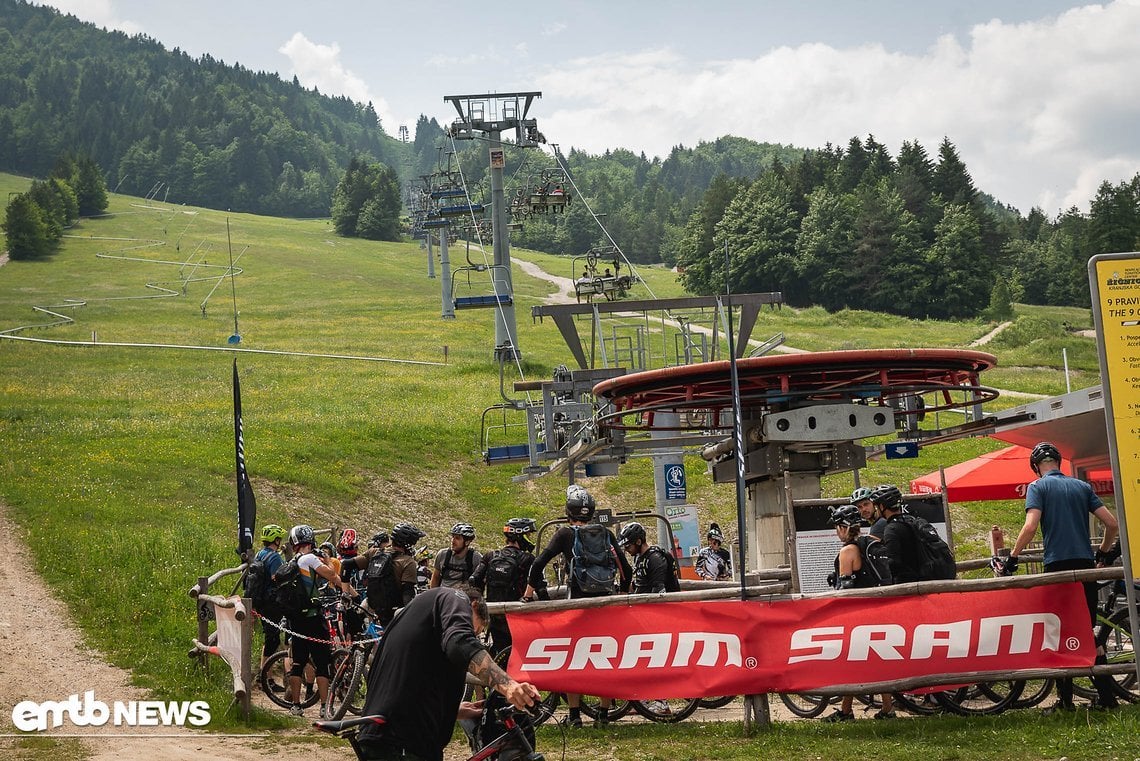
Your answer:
[253,610,383,646]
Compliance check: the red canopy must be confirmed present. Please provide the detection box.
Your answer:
[910,445,1114,502]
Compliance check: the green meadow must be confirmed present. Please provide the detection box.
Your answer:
[3,173,1133,757]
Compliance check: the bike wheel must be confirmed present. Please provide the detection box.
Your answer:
[632,697,700,723]
[326,647,367,720]
[892,691,942,716]
[1011,679,1055,710]
[1097,607,1138,702]
[697,695,737,710]
[778,693,831,719]
[259,650,293,709]
[934,681,1021,716]
[578,694,632,721]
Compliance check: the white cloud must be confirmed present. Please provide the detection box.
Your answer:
[536,1,1140,214]
[278,32,399,131]
[541,22,567,37]
[37,0,143,35]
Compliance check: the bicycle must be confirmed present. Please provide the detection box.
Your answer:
[325,608,384,720]
[259,597,353,710]
[315,704,544,761]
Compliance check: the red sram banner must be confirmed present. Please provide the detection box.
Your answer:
[506,584,1095,699]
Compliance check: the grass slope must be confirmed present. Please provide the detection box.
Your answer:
[1,174,1126,754]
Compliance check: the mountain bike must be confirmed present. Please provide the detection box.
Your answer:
[315,704,544,761]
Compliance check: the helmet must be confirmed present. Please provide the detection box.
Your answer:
[288,524,315,549]
[828,504,864,528]
[504,518,536,537]
[260,524,287,544]
[850,487,873,504]
[415,545,432,562]
[1030,441,1062,474]
[565,485,596,520]
[337,528,358,552]
[391,522,426,550]
[618,522,647,545]
[869,484,902,510]
[450,522,476,540]
[368,531,389,548]
[707,522,724,542]
[319,542,336,557]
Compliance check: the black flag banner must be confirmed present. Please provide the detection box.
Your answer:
[233,358,257,557]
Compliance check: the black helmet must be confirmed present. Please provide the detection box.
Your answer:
[618,522,647,545]
[391,522,426,550]
[288,524,315,549]
[828,504,864,528]
[869,484,902,510]
[503,518,536,537]
[368,531,389,548]
[1030,441,1062,474]
[565,485,596,520]
[450,522,476,540]
[707,522,724,542]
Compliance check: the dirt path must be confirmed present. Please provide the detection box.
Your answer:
[970,321,1013,346]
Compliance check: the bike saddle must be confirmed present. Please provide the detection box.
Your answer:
[313,715,387,735]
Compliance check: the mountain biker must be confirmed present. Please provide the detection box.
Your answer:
[431,523,482,589]
[1000,442,1120,710]
[254,523,287,691]
[415,546,433,592]
[355,585,540,761]
[523,485,631,727]
[820,504,895,721]
[875,484,924,583]
[341,523,424,625]
[469,518,536,654]
[695,523,732,580]
[283,524,355,717]
[337,528,367,591]
[850,486,887,541]
[619,521,680,594]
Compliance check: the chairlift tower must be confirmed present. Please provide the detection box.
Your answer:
[444,91,544,363]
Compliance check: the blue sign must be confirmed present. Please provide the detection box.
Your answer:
[664,463,687,500]
[885,441,920,459]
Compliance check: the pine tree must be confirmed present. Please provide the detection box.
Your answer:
[3,194,54,260]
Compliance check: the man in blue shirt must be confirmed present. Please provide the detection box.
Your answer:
[1004,442,1119,710]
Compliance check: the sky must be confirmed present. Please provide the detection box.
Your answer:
[36,0,1140,216]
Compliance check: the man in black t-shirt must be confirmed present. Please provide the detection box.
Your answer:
[356,586,538,761]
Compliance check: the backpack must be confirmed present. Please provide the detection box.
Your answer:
[638,546,681,593]
[570,524,618,596]
[271,557,314,615]
[485,547,526,601]
[243,551,272,610]
[365,550,402,623]
[893,513,956,581]
[855,536,893,587]
[441,548,475,584]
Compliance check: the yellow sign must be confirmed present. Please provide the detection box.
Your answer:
[1092,255,1140,576]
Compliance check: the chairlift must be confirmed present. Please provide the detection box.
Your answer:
[480,404,544,464]
[451,250,513,310]
[522,168,572,215]
[571,246,639,303]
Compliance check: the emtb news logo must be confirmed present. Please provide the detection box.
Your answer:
[11,691,210,731]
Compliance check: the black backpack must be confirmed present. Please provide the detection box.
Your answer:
[640,546,681,593]
[855,536,893,586]
[570,524,617,595]
[243,551,272,610]
[365,550,402,623]
[271,557,314,615]
[893,513,956,581]
[441,548,475,584]
[485,547,527,601]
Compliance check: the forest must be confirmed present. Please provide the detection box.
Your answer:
[4,0,1140,319]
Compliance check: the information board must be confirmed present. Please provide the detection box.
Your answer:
[1090,254,1140,579]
